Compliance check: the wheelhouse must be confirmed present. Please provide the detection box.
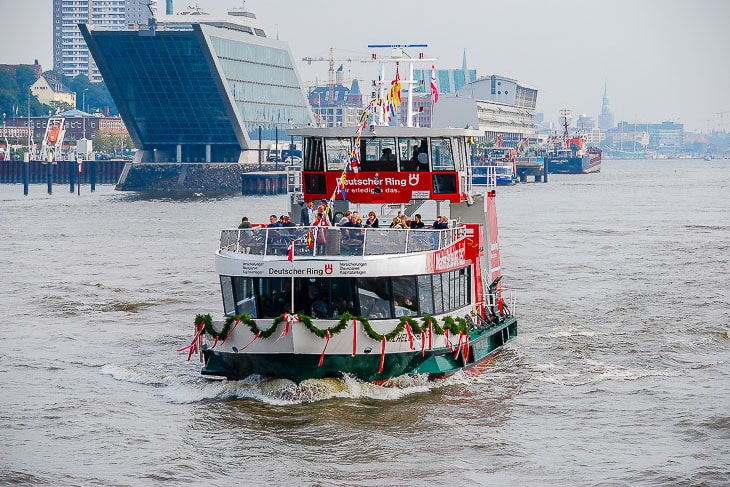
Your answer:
[288,126,480,204]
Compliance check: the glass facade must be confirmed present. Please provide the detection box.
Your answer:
[211,36,313,141]
[83,23,313,162]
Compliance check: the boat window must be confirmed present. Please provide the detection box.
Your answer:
[430,137,455,170]
[304,173,326,195]
[220,276,236,316]
[324,137,353,172]
[433,273,445,314]
[233,276,257,317]
[417,275,434,316]
[453,137,467,171]
[432,173,457,194]
[359,137,397,172]
[391,276,418,317]
[301,277,357,319]
[256,277,291,318]
[303,137,324,171]
[356,277,392,319]
[397,137,423,172]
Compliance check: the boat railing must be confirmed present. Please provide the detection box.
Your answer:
[219,225,466,257]
[484,288,518,319]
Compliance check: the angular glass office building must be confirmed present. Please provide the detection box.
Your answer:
[80,8,314,164]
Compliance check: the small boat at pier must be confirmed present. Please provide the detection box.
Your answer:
[472,147,518,186]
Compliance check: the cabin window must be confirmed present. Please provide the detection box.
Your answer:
[417,275,434,315]
[220,276,236,316]
[303,137,324,171]
[324,137,353,171]
[234,277,257,317]
[397,137,425,172]
[233,268,471,321]
[432,173,457,194]
[221,276,258,316]
[304,173,326,195]
[430,137,454,170]
[356,277,392,319]
[391,276,418,317]
[359,137,397,172]
[256,277,291,318]
[453,137,467,171]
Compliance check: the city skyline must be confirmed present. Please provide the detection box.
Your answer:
[1,0,728,132]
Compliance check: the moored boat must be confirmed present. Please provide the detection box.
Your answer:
[545,109,601,174]
[181,48,517,383]
[472,147,518,186]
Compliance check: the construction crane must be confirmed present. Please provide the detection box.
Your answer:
[302,48,363,105]
[717,110,730,132]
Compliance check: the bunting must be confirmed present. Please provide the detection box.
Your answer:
[430,65,439,103]
[287,240,294,262]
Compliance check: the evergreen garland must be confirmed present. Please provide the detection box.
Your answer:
[421,315,444,335]
[196,311,473,343]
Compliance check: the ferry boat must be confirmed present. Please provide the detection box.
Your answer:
[545,109,601,174]
[182,48,517,383]
[472,147,518,186]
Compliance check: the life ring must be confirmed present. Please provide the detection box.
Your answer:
[48,125,60,144]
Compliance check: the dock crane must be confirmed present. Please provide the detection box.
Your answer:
[717,110,729,132]
[302,48,362,105]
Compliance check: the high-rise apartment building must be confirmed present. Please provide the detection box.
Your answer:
[53,0,157,82]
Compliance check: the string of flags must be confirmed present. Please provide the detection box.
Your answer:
[307,63,439,249]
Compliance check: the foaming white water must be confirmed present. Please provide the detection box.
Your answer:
[535,361,683,387]
[103,362,444,405]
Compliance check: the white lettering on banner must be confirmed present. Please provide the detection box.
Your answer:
[433,242,466,272]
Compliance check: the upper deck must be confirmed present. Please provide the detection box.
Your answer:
[288,126,482,205]
[219,225,467,258]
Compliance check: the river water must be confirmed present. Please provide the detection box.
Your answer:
[1,159,728,486]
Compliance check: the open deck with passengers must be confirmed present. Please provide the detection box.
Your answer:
[181,45,517,384]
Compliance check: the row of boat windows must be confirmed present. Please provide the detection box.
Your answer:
[220,269,471,321]
[303,136,469,173]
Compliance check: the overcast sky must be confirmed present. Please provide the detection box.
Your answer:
[1,0,728,132]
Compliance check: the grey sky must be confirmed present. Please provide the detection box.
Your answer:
[1,0,728,132]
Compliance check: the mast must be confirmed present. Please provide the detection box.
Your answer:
[366,44,435,127]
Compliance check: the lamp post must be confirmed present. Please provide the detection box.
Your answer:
[288,119,294,164]
[2,113,6,160]
[82,88,88,140]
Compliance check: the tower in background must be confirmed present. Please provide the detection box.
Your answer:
[598,81,614,130]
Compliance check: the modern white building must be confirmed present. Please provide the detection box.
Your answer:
[53,0,157,81]
[433,75,538,146]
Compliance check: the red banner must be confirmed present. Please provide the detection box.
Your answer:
[486,191,501,289]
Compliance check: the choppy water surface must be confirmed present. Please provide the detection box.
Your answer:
[1,159,728,486]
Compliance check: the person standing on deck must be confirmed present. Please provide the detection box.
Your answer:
[300,200,314,226]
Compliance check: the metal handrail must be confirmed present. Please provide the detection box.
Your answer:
[220,225,466,258]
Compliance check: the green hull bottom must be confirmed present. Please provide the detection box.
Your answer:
[202,317,517,383]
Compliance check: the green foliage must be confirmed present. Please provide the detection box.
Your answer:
[196,312,473,344]
[0,70,18,92]
[91,131,132,155]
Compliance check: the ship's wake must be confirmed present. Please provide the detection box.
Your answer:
[101,363,477,405]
